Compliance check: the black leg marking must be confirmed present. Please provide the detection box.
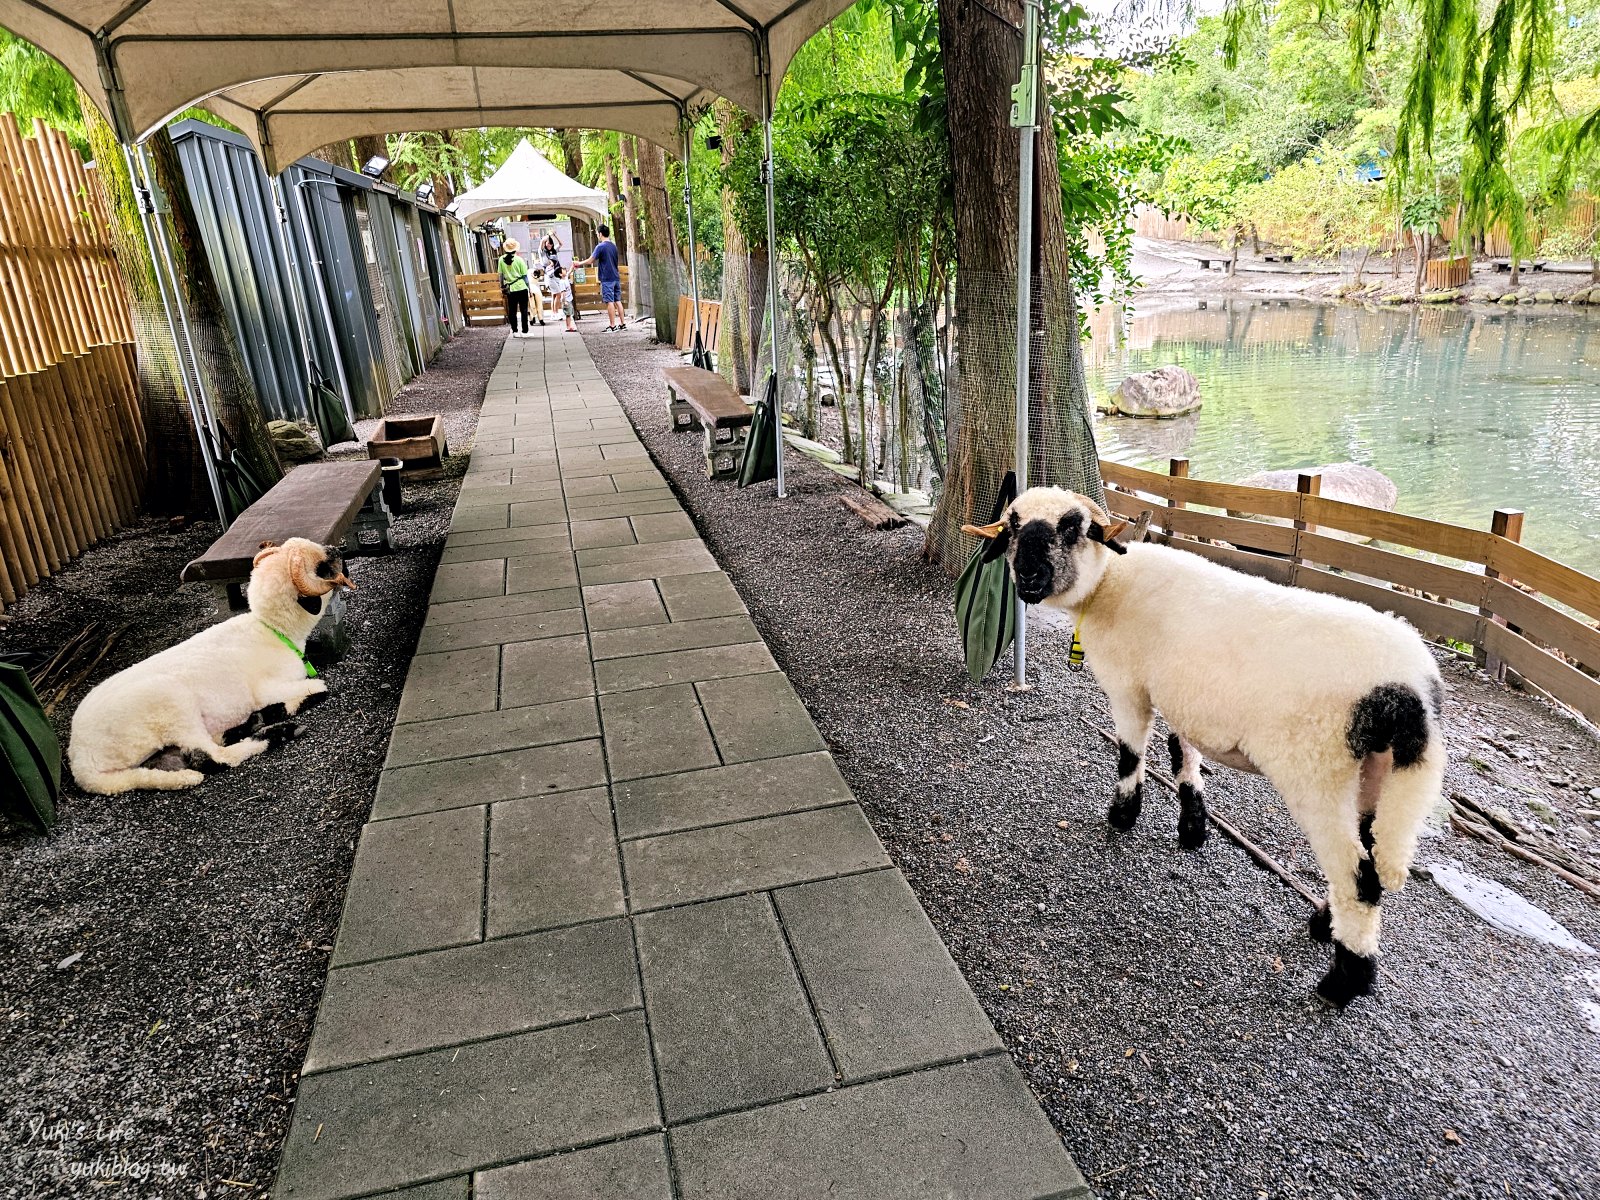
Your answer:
[221,714,262,746]
[1117,742,1140,779]
[1167,731,1183,776]
[1308,904,1333,943]
[258,703,291,725]
[260,721,302,749]
[1355,814,1383,905]
[183,748,229,775]
[1317,942,1377,1009]
[297,691,329,713]
[1109,741,1143,830]
[1177,781,1208,850]
[1108,786,1142,830]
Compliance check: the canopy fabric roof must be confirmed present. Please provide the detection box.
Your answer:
[204,68,696,173]
[450,138,610,227]
[1,1,858,160]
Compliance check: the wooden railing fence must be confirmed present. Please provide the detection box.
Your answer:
[1102,458,1600,725]
[0,114,144,612]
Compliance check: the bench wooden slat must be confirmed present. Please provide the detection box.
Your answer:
[181,461,381,583]
[662,366,752,428]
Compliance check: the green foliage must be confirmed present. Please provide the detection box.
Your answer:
[0,28,86,151]
[388,132,465,192]
[1244,151,1388,254]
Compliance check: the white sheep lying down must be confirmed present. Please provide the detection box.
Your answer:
[966,487,1446,1008]
[69,538,354,795]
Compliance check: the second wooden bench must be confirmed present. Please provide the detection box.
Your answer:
[662,366,753,481]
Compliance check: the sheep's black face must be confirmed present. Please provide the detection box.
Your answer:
[315,548,345,582]
[1009,509,1087,604]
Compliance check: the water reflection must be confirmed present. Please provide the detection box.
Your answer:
[1089,297,1600,574]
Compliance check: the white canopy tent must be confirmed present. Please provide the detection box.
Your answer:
[0,0,874,510]
[451,138,609,229]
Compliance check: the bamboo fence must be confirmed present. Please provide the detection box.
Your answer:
[1103,459,1600,726]
[0,114,144,612]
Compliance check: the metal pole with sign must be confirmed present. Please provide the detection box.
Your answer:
[761,42,787,499]
[1009,0,1043,689]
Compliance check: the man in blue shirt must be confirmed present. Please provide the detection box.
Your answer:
[575,224,625,332]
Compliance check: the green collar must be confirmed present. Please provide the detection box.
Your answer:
[262,621,317,678]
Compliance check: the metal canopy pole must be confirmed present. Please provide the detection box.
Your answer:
[760,41,787,499]
[286,174,357,423]
[1010,0,1043,689]
[682,117,704,350]
[122,141,227,527]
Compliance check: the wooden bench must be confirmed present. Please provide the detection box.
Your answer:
[1190,255,1225,272]
[1263,253,1295,263]
[1492,258,1546,274]
[181,461,393,649]
[662,366,753,480]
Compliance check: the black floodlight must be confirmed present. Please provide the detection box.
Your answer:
[414,181,435,204]
[631,174,641,186]
[360,154,390,179]
[705,134,723,150]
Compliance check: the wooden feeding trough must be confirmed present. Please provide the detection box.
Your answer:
[368,414,448,476]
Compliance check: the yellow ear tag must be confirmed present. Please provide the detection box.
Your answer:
[1068,629,1085,673]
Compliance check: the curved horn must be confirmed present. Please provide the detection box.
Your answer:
[252,542,281,567]
[961,519,1007,540]
[288,549,336,598]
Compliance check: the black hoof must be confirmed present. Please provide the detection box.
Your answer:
[1178,809,1208,850]
[1107,792,1142,831]
[1307,905,1333,943]
[1316,943,1377,1009]
[261,721,302,749]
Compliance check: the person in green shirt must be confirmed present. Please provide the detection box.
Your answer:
[498,238,534,337]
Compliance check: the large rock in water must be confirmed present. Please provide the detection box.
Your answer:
[1236,462,1398,543]
[1238,462,1398,511]
[1114,365,1201,418]
[268,419,323,465]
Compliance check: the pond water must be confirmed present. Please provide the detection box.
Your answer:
[1087,297,1600,576]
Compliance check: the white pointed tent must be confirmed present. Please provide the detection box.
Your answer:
[452,139,609,228]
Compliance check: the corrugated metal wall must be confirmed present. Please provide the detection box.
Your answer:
[171,119,310,421]
[168,120,469,426]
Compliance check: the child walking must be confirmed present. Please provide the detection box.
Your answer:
[546,266,578,333]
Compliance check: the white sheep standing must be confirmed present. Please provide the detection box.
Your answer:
[69,538,354,795]
[966,487,1446,1008]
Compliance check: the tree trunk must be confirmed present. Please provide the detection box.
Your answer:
[620,137,645,319]
[636,137,683,344]
[352,135,388,176]
[559,129,585,182]
[925,0,1104,568]
[307,143,347,166]
[82,101,280,516]
[714,101,763,392]
[1415,231,1430,294]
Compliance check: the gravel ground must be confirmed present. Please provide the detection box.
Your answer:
[0,325,503,1199]
[589,324,1600,1200]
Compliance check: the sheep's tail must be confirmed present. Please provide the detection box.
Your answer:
[68,748,205,795]
[1350,678,1446,893]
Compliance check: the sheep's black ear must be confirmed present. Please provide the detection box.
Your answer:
[1088,521,1129,555]
[981,523,1012,563]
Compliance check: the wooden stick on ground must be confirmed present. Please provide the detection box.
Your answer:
[839,492,908,531]
[1085,720,1324,910]
[1450,811,1600,900]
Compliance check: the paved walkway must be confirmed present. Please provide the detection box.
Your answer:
[273,328,1088,1200]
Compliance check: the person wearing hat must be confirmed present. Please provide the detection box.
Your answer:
[498,238,534,337]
